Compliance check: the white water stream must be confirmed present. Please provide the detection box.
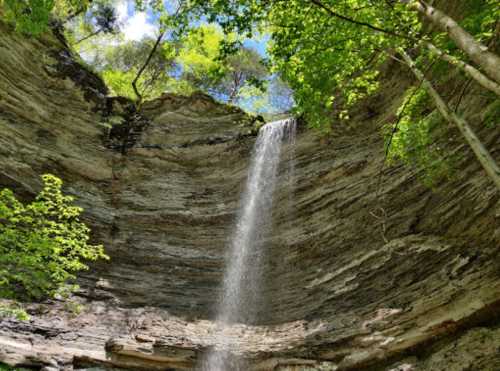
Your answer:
[202,118,297,370]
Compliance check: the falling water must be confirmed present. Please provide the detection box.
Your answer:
[202,118,297,371]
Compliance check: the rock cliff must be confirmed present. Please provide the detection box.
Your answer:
[0,14,499,371]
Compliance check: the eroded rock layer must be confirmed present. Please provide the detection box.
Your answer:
[0,15,499,371]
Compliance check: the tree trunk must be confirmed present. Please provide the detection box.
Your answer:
[132,31,165,103]
[400,49,500,191]
[425,42,500,96]
[410,1,500,85]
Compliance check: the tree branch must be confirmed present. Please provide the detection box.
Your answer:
[400,48,500,190]
[408,0,500,84]
[425,42,500,96]
[75,28,103,44]
[308,0,411,39]
[132,31,165,103]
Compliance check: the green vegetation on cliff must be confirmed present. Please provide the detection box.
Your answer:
[0,174,108,301]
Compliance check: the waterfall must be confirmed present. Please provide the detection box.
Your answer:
[202,118,297,371]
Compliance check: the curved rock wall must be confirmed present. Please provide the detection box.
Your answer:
[0,15,499,371]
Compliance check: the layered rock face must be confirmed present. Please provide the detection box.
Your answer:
[0,16,499,371]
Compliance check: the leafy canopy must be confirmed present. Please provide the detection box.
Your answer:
[180,0,422,128]
[177,24,268,103]
[0,174,108,300]
[95,38,178,100]
[1,0,91,34]
[179,0,500,186]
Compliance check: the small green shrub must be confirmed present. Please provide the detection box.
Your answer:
[0,174,108,300]
[0,303,29,321]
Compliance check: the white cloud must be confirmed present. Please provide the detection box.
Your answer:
[114,0,157,41]
[123,11,157,41]
[115,0,129,23]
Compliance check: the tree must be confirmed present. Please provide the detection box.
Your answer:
[0,175,108,300]
[102,38,177,100]
[83,22,270,104]
[175,24,229,96]
[221,47,268,103]
[177,25,268,103]
[179,0,500,189]
[116,0,188,103]
[409,0,500,85]
[76,33,178,100]
[131,31,167,102]
[74,2,119,44]
[400,49,500,189]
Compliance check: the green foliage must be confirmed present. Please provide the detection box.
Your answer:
[1,0,55,35]
[268,3,391,128]
[181,0,423,128]
[176,25,227,94]
[459,0,500,43]
[0,363,17,371]
[176,24,269,103]
[0,174,108,300]
[385,88,455,187]
[91,23,269,103]
[102,69,139,100]
[0,302,29,321]
[77,22,270,103]
[83,38,177,100]
[0,0,90,35]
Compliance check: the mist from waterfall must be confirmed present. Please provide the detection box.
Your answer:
[202,118,297,371]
